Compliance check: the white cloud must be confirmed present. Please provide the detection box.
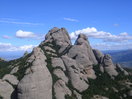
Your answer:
[64,18,79,22]
[70,27,132,42]
[16,30,36,38]
[0,42,36,52]
[0,18,43,25]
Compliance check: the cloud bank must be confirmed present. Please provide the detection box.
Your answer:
[70,27,132,42]
[16,30,36,38]
[0,42,36,52]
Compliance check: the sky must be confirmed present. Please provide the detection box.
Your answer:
[0,0,132,59]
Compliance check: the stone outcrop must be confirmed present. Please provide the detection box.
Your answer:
[54,80,72,99]
[62,55,89,92]
[116,64,129,75]
[102,54,118,77]
[0,79,14,99]
[53,69,68,84]
[10,66,19,74]
[3,74,19,85]
[51,58,66,71]
[17,47,52,99]
[0,27,131,99]
[45,27,72,54]
[93,49,118,77]
[93,49,104,63]
[68,34,97,67]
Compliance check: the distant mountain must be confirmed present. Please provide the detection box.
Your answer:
[0,51,28,60]
[103,50,132,67]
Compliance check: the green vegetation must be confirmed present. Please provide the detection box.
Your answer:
[0,60,14,79]
[0,52,32,80]
[65,94,76,99]
[82,64,132,99]
[0,96,3,99]
[13,53,32,80]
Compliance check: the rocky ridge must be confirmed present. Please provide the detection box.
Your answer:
[0,27,132,99]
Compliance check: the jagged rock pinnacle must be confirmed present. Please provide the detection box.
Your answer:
[0,27,131,99]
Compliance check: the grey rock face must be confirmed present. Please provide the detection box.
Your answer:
[93,49,104,63]
[17,47,52,99]
[54,80,72,99]
[68,45,93,67]
[73,90,82,99]
[93,50,119,76]
[62,55,89,92]
[102,54,118,77]
[44,46,56,53]
[3,74,19,85]
[45,27,72,54]
[75,34,98,65]
[116,64,129,75]
[85,66,96,79]
[53,69,68,84]
[51,58,66,71]
[68,34,97,68]
[0,79,14,99]
[10,66,19,74]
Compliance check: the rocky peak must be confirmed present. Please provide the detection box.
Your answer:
[44,27,71,54]
[0,27,131,99]
[75,33,88,45]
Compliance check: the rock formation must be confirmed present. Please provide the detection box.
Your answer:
[0,27,131,99]
[17,47,52,99]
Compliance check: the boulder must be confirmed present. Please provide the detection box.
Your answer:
[45,27,72,54]
[51,58,66,71]
[68,34,97,68]
[44,46,56,53]
[73,90,82,99]
[62,55,89,92]
[54,80,72,99]
[0,79,14,99]
[102,54,118,77]
[75,34,98,65]
[3,74,19,85]
[17,47,52,99]
[85,66,96,79]
[116,64,129,75]
[10,66,19,74]
[53,69,68,84]
[93,49,104,63]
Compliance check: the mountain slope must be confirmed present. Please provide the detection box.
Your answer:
[0,27,132,99]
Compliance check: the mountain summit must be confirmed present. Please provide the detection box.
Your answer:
[0,27,132,99]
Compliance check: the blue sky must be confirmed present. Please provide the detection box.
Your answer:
[0,0,132,59]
